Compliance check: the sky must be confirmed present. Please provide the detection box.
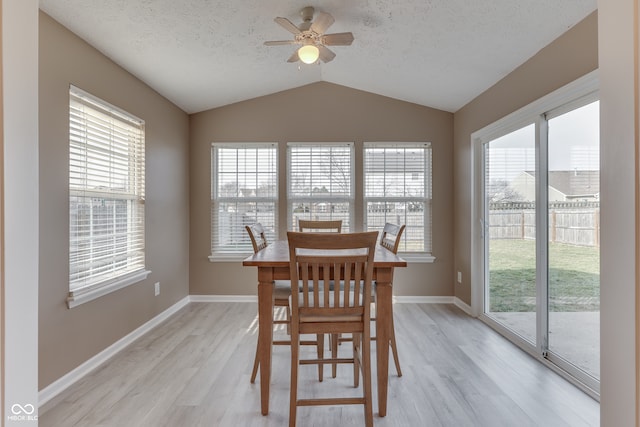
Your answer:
[487,100,599,182]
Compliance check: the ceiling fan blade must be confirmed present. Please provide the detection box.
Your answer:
[287,51,299,63]
[321,32,354,46]
[310,12,335,35]
[274,17,301,35]
[318,45,336,63]
[264,40,298,46]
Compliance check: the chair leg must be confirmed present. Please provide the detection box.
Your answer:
[285,306,291,335]
[362,333,373,427]
[316,333,324,382]
[331,333,339,378]
[250,338,260,383]
[352,334,360,388]
[290,329,300,427]
[389,307,402,377]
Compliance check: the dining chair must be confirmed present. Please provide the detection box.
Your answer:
[297,218,342,377]
[287,231,378,427]
[377,222,406,377]
[245,223,320,383]
[335,223,406,377]
[297,219,342,233]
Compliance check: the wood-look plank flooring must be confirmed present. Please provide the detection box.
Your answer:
[40,302,599,426]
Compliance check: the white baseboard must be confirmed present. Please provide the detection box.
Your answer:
[393,295,454,304]
[189,294,257,303]
[453,297,473,315]
[39,293,464,411]
[38,296,190,410]
[190,295,462,305]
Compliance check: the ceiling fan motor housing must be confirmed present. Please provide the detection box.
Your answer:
[300,6,315,23]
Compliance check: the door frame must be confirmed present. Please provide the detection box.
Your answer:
[471,70,600,399]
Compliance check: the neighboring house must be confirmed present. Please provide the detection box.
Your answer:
[510,170,600,202]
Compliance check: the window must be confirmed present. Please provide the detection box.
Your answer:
[288,143,354,230]
[68,86,147,307]
[364,143,432,255]
[210,143,278,257]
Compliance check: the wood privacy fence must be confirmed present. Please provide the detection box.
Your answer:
[489,201,600,247]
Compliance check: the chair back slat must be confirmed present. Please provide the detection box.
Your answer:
[298,219,343,233]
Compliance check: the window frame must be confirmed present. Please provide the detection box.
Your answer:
[287,142,355,231]
[67,85,149,308]
[471,70,600,396]
[363,142,435,262]
[209,142,279,261]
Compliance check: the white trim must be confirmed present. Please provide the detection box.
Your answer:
[189,294,257,303]
[399,254,436,263]
[208,254,251,262]
[453,297,473,315]
[194,294,455,304]
[4,0,40,419]
[67,269,152,308]
[392,295,454,304]
[212,142,278,149]
[39,296,190,410]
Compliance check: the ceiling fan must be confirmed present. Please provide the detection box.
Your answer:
[264,6,354,64]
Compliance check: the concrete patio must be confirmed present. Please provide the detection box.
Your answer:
[489,311,599,379]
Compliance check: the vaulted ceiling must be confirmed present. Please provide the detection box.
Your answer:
[39,0,597,114]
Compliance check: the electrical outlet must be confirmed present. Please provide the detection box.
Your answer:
[154,282,160,296]
[457,271,462,284]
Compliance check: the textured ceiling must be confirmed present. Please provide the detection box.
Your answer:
[38,0,597,114]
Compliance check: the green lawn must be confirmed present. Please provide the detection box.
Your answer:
[488,239,600,312]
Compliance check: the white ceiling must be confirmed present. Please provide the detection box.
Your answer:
[38,0,597,114]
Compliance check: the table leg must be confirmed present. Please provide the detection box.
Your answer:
[257,268,274,415]
[375,273,392,417]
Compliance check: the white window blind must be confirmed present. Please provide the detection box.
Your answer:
[211,143,278,255]
[287,143,354,230]
[69,86,146,301]
[364,143,432,253]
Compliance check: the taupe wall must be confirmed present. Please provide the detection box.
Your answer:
[189,82,454,297]
[38,12,190,389]
[452,11,599,305]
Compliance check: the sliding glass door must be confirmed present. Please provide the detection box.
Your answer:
[546,100,600,380]
[480,94,600,393]
[484,124,537,345]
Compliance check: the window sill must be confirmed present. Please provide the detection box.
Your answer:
[398,253,436,263]
[209,254,251,263]
[67,269,151,308]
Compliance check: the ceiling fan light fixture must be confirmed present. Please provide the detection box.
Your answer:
[298,44,319,64]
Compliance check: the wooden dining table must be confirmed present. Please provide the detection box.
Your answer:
[242,239,407,417]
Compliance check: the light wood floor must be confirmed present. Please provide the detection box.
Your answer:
[40,302,599,426]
